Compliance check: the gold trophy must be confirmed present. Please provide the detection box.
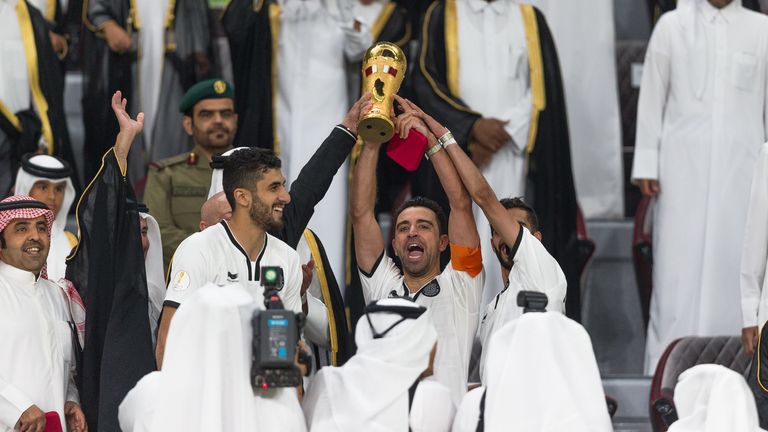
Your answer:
[358,42,407,143]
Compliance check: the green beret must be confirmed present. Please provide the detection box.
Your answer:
[179,79,234,113]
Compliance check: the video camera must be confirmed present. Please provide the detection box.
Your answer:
[517,290,548,313]
[251,266,309,390]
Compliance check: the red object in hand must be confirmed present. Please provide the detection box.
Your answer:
[386,129,429,172]
[44,412,63,432]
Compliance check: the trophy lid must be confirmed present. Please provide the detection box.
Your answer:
[363,42,406,65]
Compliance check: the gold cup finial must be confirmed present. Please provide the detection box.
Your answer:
[358,42,407,143]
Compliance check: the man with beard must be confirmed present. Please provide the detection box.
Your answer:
[144,79,236,270]
[350,104,483,405]
[474,198,566,381]
[0,195,86,432]
[156,147,303,367]
[398,97,567,383]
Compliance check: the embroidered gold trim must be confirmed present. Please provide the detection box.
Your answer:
[17,1,54,154]
[303,229,340,366]
[521,5,546,155]
[269,3,281,155]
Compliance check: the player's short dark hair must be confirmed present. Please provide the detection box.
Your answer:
[0,232,5,249]
[499,197,539,233]
[393,196,448,235]
[222,148,282,209]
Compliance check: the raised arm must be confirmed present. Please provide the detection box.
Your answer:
[279,94,371,247]
[350,138,386,274]
[396,96,479,248]
[111,91,144,174]
[405,101,521,249]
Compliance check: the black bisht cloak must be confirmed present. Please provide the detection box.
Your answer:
[221,0,277,151]
[0,1,78,189]
[65,149,155,432]
[749,321,768,428]
[412,2,584,320]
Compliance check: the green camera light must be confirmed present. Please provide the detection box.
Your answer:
[264,269,278,283]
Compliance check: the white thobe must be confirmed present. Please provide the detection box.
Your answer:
[0,262,78,432]
[26,0,55,21]
[456,0,530,309]
[135,0,169,156]
[0,0,31,114]
[632,1,768,373]
[352,0,384,28]
[524,0,624,218]
[741,142,768,330]
[276,0,370,286]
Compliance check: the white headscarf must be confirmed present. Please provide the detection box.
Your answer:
[119,284,307,432]
[481,312,613,432]
[14,154,76,281]
[140,211,164,343]
[207,147,247,198]
[669,364,766,432]
[302,298,439,431]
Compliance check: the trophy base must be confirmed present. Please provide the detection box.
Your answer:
[358,115,394,144]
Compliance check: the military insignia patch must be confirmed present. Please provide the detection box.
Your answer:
[214,80,227,94]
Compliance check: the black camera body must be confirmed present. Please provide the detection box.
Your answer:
[251,266,307,390]
[517,290,549,313]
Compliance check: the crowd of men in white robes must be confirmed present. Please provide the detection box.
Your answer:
[7,0,768,431]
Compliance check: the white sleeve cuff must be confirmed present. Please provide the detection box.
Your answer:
[304,294,330,348]
[0,383,34,429]
[742,299,760,328]
[630,147,659,182]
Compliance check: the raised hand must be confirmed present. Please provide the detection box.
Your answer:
[341,92,373,136]
[394,95,450,138]
[111,91,144,172]
[111,91,144,138]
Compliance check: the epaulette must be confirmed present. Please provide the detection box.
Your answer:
[149,152,189,170]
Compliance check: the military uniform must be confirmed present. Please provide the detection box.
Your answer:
[144,145,212,271]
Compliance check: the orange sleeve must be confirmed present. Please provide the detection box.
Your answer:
[450,243,482,278]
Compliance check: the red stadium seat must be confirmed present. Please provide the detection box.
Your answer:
[649,336,750,432]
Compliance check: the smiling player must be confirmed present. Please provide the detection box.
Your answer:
[155,148,303,367]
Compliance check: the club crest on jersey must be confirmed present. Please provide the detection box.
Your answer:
[421,281,440,297]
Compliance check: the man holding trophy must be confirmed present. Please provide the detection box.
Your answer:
[351,42,485,406]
